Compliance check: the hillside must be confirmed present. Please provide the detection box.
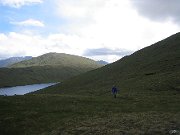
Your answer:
[0,56,32,67]
[0,53,102,87]
[1,33,180,135]
[37,32,180,95]
[10,53,102,68]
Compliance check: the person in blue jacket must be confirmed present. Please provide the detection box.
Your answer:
[112,85,118,98]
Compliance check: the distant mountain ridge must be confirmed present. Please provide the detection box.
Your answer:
[0,53,103,87]
[96,60,109,65]
[0,56,32,68]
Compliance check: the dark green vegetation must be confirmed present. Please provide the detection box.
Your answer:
[0,94,179,135]
[0,33,180,135]
[0,53,102,87]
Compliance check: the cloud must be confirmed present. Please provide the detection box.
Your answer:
[0,31,125,62]
[84,48,133,57]
[11,19,44,27]
[1,0,180,63]
[0,34,7,40]
[0,32,84,59]
[55,0,180,50]
[0,0,43,8]
[56,0,106,19]
[54,0,108,32]
[53,0,180,62]
[131,0,180,23]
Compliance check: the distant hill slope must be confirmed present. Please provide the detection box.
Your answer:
[37,32,180,95]
[10,53,101,68]
[0,53,102,87]
[0,56,32,67]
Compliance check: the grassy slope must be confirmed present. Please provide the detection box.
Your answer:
[38,32,180,95]
[1,33,180,135]
[0,66,97,87]
[0,53,102,87]
[0,94,179,135]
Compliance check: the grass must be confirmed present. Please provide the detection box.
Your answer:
[0,66,98,88]
[1,33,180,134]
[0,91,180,135]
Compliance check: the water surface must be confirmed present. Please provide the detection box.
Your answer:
[0,83,57,96]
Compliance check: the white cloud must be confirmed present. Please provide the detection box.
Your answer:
[11,19,45,27]
[0,32,84,59]
[0,34,8,40]
[56,0,106,19]
[1,0,180,63]
[0,0,43,8]
[54,0,180,62]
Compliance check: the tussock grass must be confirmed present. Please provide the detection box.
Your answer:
[0,93,179,135]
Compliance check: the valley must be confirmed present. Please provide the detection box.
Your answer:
[0,33,180,135]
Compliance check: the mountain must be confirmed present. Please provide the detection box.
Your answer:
[10,53,102,68]
[0,56,32,67]
[0,53,103,87]
[37,32,180,95]
[1,34,180,135]
[96,60,109,65]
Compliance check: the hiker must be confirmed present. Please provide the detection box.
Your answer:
[112,85,118,98]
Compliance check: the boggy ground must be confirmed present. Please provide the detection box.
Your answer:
[0,91,180,135]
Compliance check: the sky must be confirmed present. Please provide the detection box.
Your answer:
[0,0,180,62]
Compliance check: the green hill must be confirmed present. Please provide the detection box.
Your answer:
[0,53,102,87]
[1,33,180,135]
[37,32,180,95]
[10,52,101,68]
